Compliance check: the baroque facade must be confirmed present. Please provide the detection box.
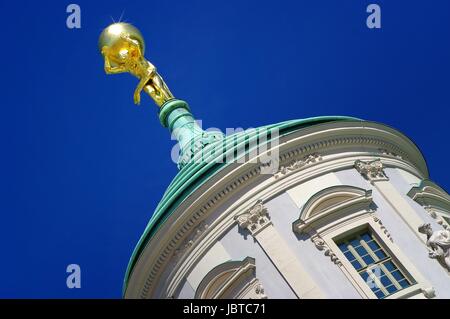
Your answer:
[122,100,450,299]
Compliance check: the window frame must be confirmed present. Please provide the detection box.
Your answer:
[293,185,435,299]
[335,227,415,299]
[326,218,431,299]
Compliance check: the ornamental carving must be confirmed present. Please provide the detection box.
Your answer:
[235,200,271,236]
[354,159,389,182]
[421,287,436,299]
[311,235,342,266]
[424,206,449,230]
[371,214,394,242]
[253,282,268,299]
[418,223,450,272]
[274,153,322,179]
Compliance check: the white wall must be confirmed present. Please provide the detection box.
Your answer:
[176,167,450,299]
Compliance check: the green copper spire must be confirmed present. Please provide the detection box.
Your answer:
[159,99,224,169]
[98,23,223,170]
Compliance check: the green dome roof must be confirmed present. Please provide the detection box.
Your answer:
[123,99,361,295]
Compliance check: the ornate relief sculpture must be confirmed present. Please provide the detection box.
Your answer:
[235,200,271,236]
[311,235,342,266]
[354,159,389,182]
[418,223,450,271]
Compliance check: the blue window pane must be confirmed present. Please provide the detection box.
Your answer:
[374,290,385,299]
[343,250,355,261]
[398,279,410,289]
[367,240,380,251]
[385,284,399,294]
[360,271,370,282]
[380,275,393,287]
[355,245,368,256]
[362,254,375,265]
[361,233,372,242]
[351,260,363,270]
[390,270,405,281]
[374,249,387,260]
[349,238,361,247]
[383,261,396,272]
[338,243,348,252]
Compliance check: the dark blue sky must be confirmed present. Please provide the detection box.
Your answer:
[1,0,449,298]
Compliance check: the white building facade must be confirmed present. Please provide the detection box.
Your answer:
[123,113,450,299]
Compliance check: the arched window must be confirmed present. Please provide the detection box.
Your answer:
[292,185,435,299]
[293,185,374,234]
[195,257,267,299]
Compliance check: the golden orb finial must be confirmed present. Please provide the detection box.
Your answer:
[99,22,174,107]
[98,22,145,56]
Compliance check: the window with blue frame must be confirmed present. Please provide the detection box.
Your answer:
[336,229,413,299]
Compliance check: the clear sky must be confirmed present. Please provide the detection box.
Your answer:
[1,0,449,298]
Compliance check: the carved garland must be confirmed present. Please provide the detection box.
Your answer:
[311,235,342,266]
[309,212,394,268]
[274,153,322,179]
[371,214,394,243]
[137,136,418,298]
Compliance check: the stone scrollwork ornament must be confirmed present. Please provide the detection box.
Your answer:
[311,235,342,266]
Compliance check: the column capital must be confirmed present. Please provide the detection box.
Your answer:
[235,200,271,236]
[354,159,389,182]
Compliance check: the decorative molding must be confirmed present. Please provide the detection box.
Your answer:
[293,185,373,234]
[133,132,427,298]
[195,257,264,299]
[313,215,436,299]
[236,279,268,299]
[274,153,322,179]
[311,235,342,266]
[234,200,271,236]
[253,283,267,299]
[421,287,436,299]
[378,148,403,159]
[408,180,450,230]
[173,222,209,261]
[370,213,394,242]
[354,159,389,182]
